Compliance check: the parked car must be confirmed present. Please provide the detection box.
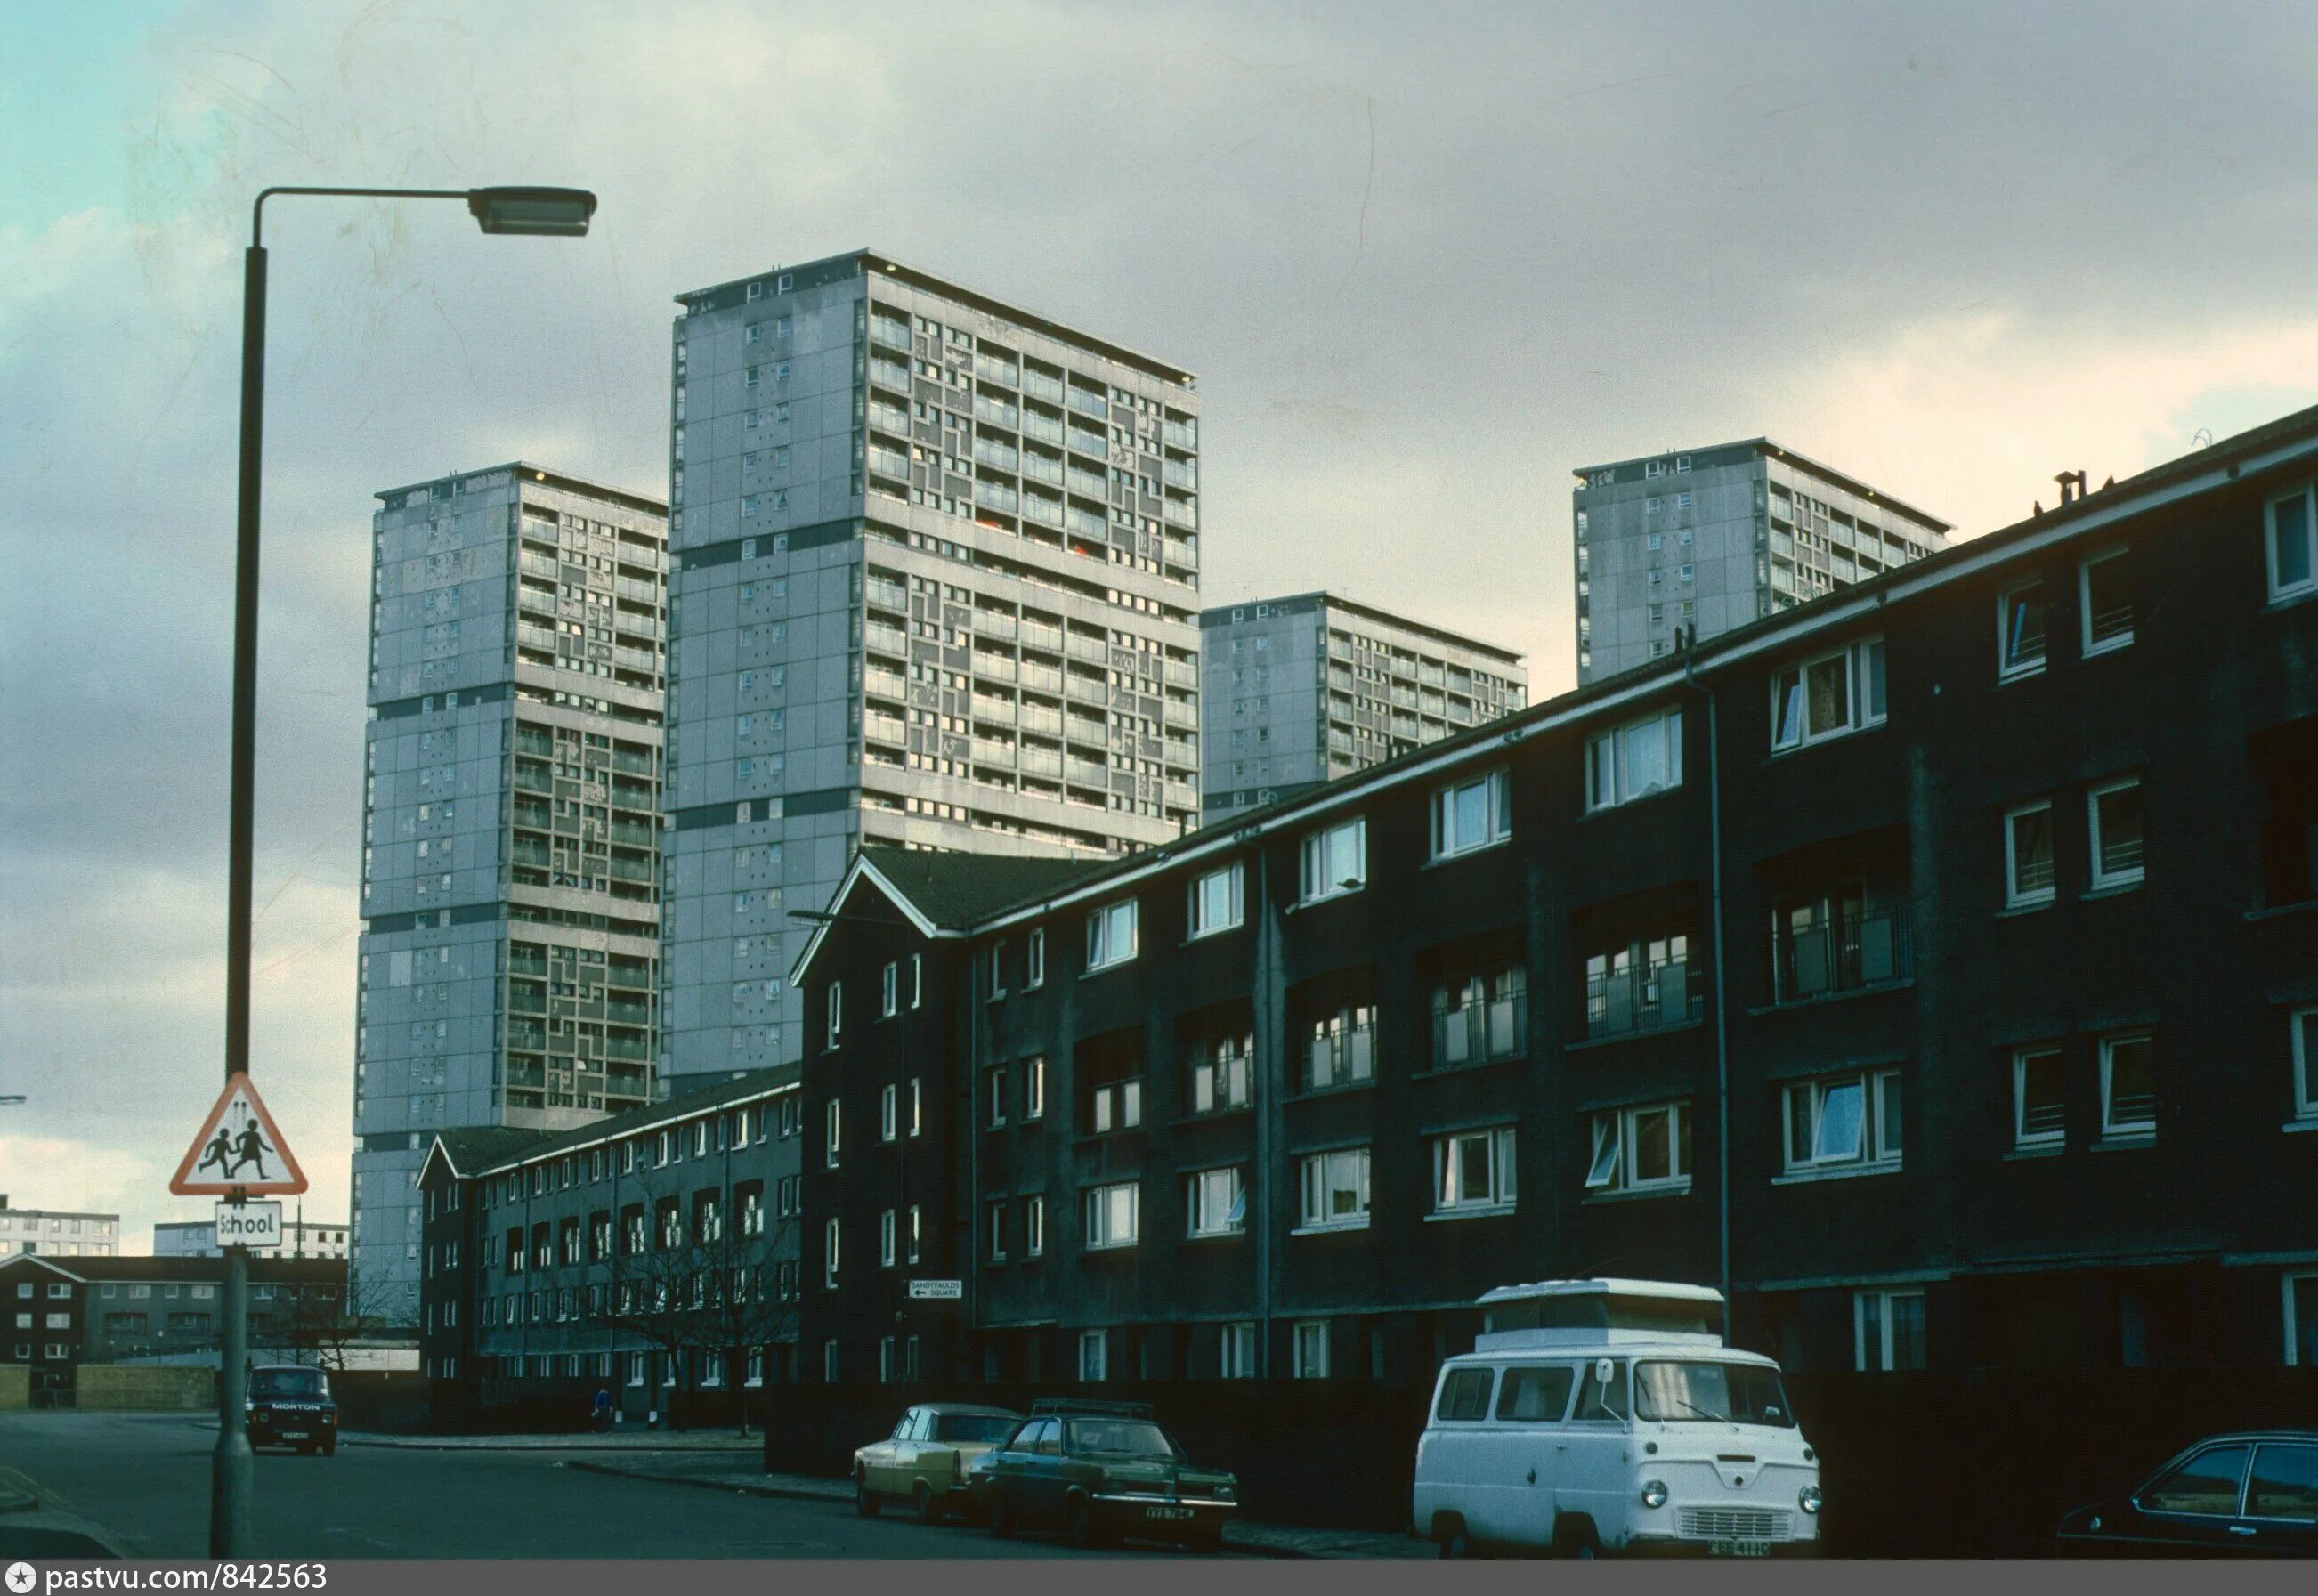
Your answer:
[245,1364,338,1456]
[854,1402,1024,1521]
[2055,1431,2318,1556]
[1413,1280,1820,1558]
[981,1398,1237,1551]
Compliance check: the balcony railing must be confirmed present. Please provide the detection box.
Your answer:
[1066,386,1108,419]
[1303,1025,1376,1092]
[1433,992,1526,1068]
[869,317,911,351]
[1772,907,1914,1004]
[1585,960,1705,1041]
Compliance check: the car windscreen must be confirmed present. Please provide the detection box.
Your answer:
[936,1414,1019,1444]
[1633,1360,1795,1428]
[249,1368,328,1399]
[1065,1419,1178,1457]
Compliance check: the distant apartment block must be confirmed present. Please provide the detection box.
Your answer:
[661,249,1202,1077]
[154,1218,347,1260]
[0,1200,118,1258]
[1200,594,1526,819]
[352,463,668,1322]
[1574,440,1949,683]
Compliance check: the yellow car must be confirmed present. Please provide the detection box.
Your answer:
[855,1402,1025,1522]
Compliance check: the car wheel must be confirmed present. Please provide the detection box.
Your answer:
[1067,1495,1103,1550]
[913,1483,939,1524]
[1437,1518,1473,1560]
[322,1440,337,1457]
[989,1494,1015,1540]
[1187,1524,1224,1556]
[855,1474,879,1519]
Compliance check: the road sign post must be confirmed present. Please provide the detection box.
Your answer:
[174,1073,304,1556]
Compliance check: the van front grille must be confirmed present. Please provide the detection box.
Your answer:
[1678,1507,1790,1542]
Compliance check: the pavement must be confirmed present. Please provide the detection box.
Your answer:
[0,1413,1428,1560]
[558,1451,1431,1559]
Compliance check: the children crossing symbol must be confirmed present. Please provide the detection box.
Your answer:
[170,1072,307,1196]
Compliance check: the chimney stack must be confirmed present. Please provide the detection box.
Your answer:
[2056,469,2088,506]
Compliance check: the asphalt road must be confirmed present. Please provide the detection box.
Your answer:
[0,1414,1224,1560]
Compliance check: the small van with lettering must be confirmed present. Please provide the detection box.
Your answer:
[1412,1279,1820,1558]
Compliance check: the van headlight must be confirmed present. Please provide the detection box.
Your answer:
[1640,1479,1669,1510]
[1798,1484,1822,1514]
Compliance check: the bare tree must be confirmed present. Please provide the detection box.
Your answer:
[280,1276,396,1374]
[599,1158,798,1435]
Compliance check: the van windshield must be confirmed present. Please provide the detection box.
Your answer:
[1633,1361,1795,1428]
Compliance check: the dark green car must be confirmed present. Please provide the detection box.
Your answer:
[983,1399,1237,1551]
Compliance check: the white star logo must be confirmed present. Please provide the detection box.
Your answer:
[6,1561,36,1593]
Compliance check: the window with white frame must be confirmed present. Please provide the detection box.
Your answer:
[2100,1031,2157,1138]
[1293,1319,1331,1379]
[1586,709,1682,810]
[1221,1321,1258,1379]
[2004,799,2056,908]
[2294,1007,2318,1122]
[1997,578,2048,679]
[1770,636,1886,751]
[2288,1272,2318,1366]
[880,1084,899,1143]
[879,961,897,1017]
[1186,1166,1246,1237]
[1432,1127,1517,1213]
[1085,1057,1142,1135]
[1025,1195,1045,1258]
[1298,1147,1371,1230]
[910,1077,922,1137]
[987,942,1008,998]
[1024,1056,1046,1121]
[1085,899,1138,971]
[2088,777,2145,890]
[1187,863,1245,938]
[986,1065,1008,1129]
[879,1207,898,1268]
[1855,1288,1927,1371]
[986,1201,1008,1262]
[1299,817,1367,903]
[2079,546,2134,654]
[1026,928,1046,988]
[910,952,922,1008]
[1079,1329,1109,1382]
[1782,1069,1903,1174]
[825,981,843,1049]
[2267,486,2317,603]
[1083,1182,1139,1251]
[1585,1101,1690,1195]
[1432,768,1511,858]
[823,1099,840,1169]
[1302,1002,1376,1091]
[823,1218,839,1289]
[2014,1046,2066,1148]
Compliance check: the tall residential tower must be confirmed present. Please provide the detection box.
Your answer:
[1574,440,1949,683]
[1198,593,1526,821]
[661,250,1202,1078]
[352,464,667,1321]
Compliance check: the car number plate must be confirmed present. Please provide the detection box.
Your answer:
[280,1430,310,1440]
[1145,1505,1194,1521]
[1709,1540,1769,1558]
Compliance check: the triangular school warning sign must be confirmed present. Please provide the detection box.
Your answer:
[170,1073,308,1195]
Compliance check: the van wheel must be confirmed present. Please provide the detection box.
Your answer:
[1435,1517,1474,1560]
[1553,1517,1601,1560]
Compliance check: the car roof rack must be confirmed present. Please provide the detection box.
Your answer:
[1030,1398,1153,1419]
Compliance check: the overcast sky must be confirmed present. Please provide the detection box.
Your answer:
[5,0,2315,1250]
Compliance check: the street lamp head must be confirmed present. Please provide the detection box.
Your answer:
[466,186,597,237]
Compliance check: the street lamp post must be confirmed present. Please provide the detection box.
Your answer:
[214,183,596,1558]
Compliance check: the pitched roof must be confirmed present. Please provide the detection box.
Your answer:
[855,845,1108,930]
[0,1254,344,1284]
[418,1064,804,1185]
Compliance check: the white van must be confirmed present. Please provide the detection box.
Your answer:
[1412,1279,1820,1558]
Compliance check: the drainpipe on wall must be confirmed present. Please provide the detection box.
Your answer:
[1682,644,1735,1342]
[1247,831,1278,1379]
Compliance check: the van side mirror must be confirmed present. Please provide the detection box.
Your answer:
[1596,1357,1616,1389]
